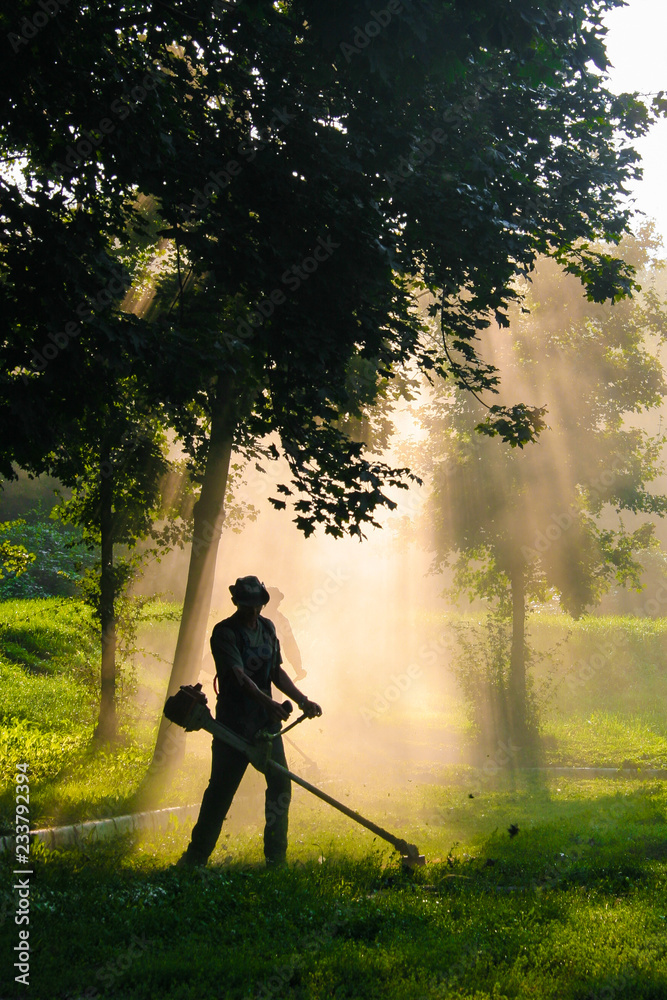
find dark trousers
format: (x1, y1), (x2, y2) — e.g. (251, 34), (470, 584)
(185, 735), (291, 863)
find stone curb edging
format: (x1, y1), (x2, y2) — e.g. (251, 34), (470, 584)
(0, 804), (199, 855)
(2, 766), (664, 855)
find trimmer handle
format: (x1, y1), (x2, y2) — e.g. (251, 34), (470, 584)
(278, 711), (309, 738)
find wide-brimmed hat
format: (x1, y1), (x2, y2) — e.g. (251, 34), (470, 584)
(229, 575), (270, 607)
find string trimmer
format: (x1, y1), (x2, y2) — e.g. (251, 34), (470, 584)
(164, 684), (425, 869)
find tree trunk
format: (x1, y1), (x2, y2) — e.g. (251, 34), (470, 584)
(94, 445), (117, 741)
(145, 381), (236, 788)
(508, 562), (527, 753)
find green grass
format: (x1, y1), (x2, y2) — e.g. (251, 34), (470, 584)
(0, 597), (99, 677)
(0, 600), (99, 801)
(0, 598), (178, 831)
(542, 711), (667, 769)
(3, 599), (667, 997)
(530, 612), (667, 717)
(1, 775), (667, 999)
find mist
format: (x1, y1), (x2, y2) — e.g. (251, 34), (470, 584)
(126, 233), (667, 855)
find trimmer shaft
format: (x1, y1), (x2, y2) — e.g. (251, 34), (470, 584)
(164, 684), (425, 868)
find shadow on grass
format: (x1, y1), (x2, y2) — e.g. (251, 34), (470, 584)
(418, 775), (667, 893)
(572, 969), (667, 1000)
(0, 735), (159, 833)
(0, 609), (97, 675)
(3, 837), (666, 1000)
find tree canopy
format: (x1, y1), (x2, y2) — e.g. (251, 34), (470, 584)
(2, 0), (659, 507)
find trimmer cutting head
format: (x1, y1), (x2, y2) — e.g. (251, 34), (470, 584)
(400, 842), (427, 869)
(402, 852), (427, 869)
(402, 853), (427, 869)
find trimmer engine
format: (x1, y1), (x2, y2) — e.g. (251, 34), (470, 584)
(164, 683), (208, 730)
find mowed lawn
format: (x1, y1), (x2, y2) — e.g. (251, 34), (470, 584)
(1, 773), (667, 1000)
(1, 599), (667, 998)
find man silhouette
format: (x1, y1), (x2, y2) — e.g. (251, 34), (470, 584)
(177, 575), (321, 868)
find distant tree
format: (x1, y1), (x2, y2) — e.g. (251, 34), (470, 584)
(49, 391), (188, 741)
(419, 231), (667, 756)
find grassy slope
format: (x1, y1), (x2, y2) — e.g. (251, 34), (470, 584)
(2, 600), (667, 831)
(0, 599), (179, 832)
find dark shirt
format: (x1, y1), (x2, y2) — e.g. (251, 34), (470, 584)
(210, 612), (281, 738)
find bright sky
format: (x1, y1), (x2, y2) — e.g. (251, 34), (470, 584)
(603, 0), (667, 246)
